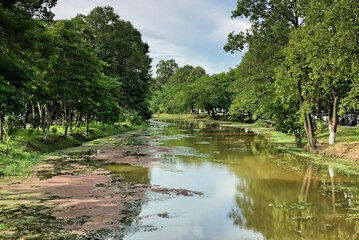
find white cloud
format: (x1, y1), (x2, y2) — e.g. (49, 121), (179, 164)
(211, 19), (251, 43)
(52, 0), (249, 75)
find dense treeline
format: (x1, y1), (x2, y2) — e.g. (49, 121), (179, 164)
(153, 0), (359, 150)
(0, 1), (152, 144)
(150, 59), (234, 119)
(225, 0), (359, 149)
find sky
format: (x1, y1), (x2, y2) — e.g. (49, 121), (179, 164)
(52, 0), (250, 75)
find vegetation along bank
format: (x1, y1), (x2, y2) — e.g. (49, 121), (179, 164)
(154, 114), (359, 178)
(1, 2), (151, 176)
(150, 0), (359, 170)
(2, 1), (359, 178)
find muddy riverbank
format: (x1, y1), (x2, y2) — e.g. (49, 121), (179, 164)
(0, 126), (204, 239)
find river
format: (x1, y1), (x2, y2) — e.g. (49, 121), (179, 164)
(120, 119), (357, 239)
(0, 119), (358, 239)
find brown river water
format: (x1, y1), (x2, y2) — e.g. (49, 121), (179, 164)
(1, 119), (358, 239)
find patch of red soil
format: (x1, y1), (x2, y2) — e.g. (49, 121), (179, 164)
(94, 148), (160, 165)
(0, 170), (147, 232)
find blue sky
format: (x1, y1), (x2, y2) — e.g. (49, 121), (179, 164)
(52, 0), (250, 75)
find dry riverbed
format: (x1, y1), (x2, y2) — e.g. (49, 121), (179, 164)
(0, 130), (203, 239)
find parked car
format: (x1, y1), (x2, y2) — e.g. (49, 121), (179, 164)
(338, 116), (345, 125)
(344, 114), (357, 126)
(321, 113), (329, 122)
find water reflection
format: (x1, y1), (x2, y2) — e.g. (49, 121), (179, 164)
(328, 166), (337, 216)
(102, 163), (150, 184)
(123, 119), (358, 240)
(300, 163), (312, 202)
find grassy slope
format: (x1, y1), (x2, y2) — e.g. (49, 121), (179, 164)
(154, 113), (359, 177)
(317, 126), (359, 142)
(0, 123), (145, 176)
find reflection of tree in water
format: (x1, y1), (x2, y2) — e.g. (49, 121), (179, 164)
(103, 164), (150, 185)
(160, 119), (279, 168)
(158, 119), (357, 238)
(228, 161), (357, 240)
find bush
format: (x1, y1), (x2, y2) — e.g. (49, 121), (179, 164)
(254, 120), (268, 128)
(315, 120), (324, 135)
(126, 111), (143, 125)
(51, 127), (57, 134)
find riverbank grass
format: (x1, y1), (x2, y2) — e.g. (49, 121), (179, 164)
(316, 126), (359, 143)
(0, 122), (146, 177)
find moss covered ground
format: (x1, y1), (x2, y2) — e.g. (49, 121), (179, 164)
(0, 122), (146, 177)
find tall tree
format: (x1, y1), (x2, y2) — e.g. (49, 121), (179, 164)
(191, 73), (233, 119)
(225, 0), (319, 149)
(0, 0), (57, 141)
(84, 6), (153, 120)
(303, 0), (359, 144)
(155, 59), (178, 86)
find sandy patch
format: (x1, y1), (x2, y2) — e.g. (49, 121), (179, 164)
(317, 141), (359, 161)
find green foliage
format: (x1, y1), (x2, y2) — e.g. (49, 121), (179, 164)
(0, 148), (39, 176)
(26, 128), (35, 137)
(4, 115), (24, 150)
(316, 120), (324, 135)
(29, 115), (45, 132)
(83, 6), (153, 120)
(224, 0), (359, 146)
(155, 59), (178, 87)
(150, 62), (232, 118)
(192, 73), (233, 114)
(51, 127), (57, 134)
(0, 3), (152, 144)
(126, 111), (144, 126)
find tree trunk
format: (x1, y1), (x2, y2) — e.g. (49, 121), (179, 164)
(298, 81), (317, 150)
(75, 112), (82, 129)
(44, 104), (48, 120)
(62, 113), (65, 129)
(64, 104), (72, 138)
(23, 114), (26, 129)
(211, 108), (217, 120)
(0, 112), (3, 143)
(23, 103), (27, 129)
(327, 90), (339, 145)
(70, 112), (73, 132)
(43, 104), (56, 141)
(32, 103), (35, 117)
(86, 114), (90, 137)
(305, 113), (316, 147)
(37, 102), (43, 119)
(63, 101), (66, 129)
(294, 129), (302, 147)
(78, 113), (82, 128)
(54, 108), (58, 128)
